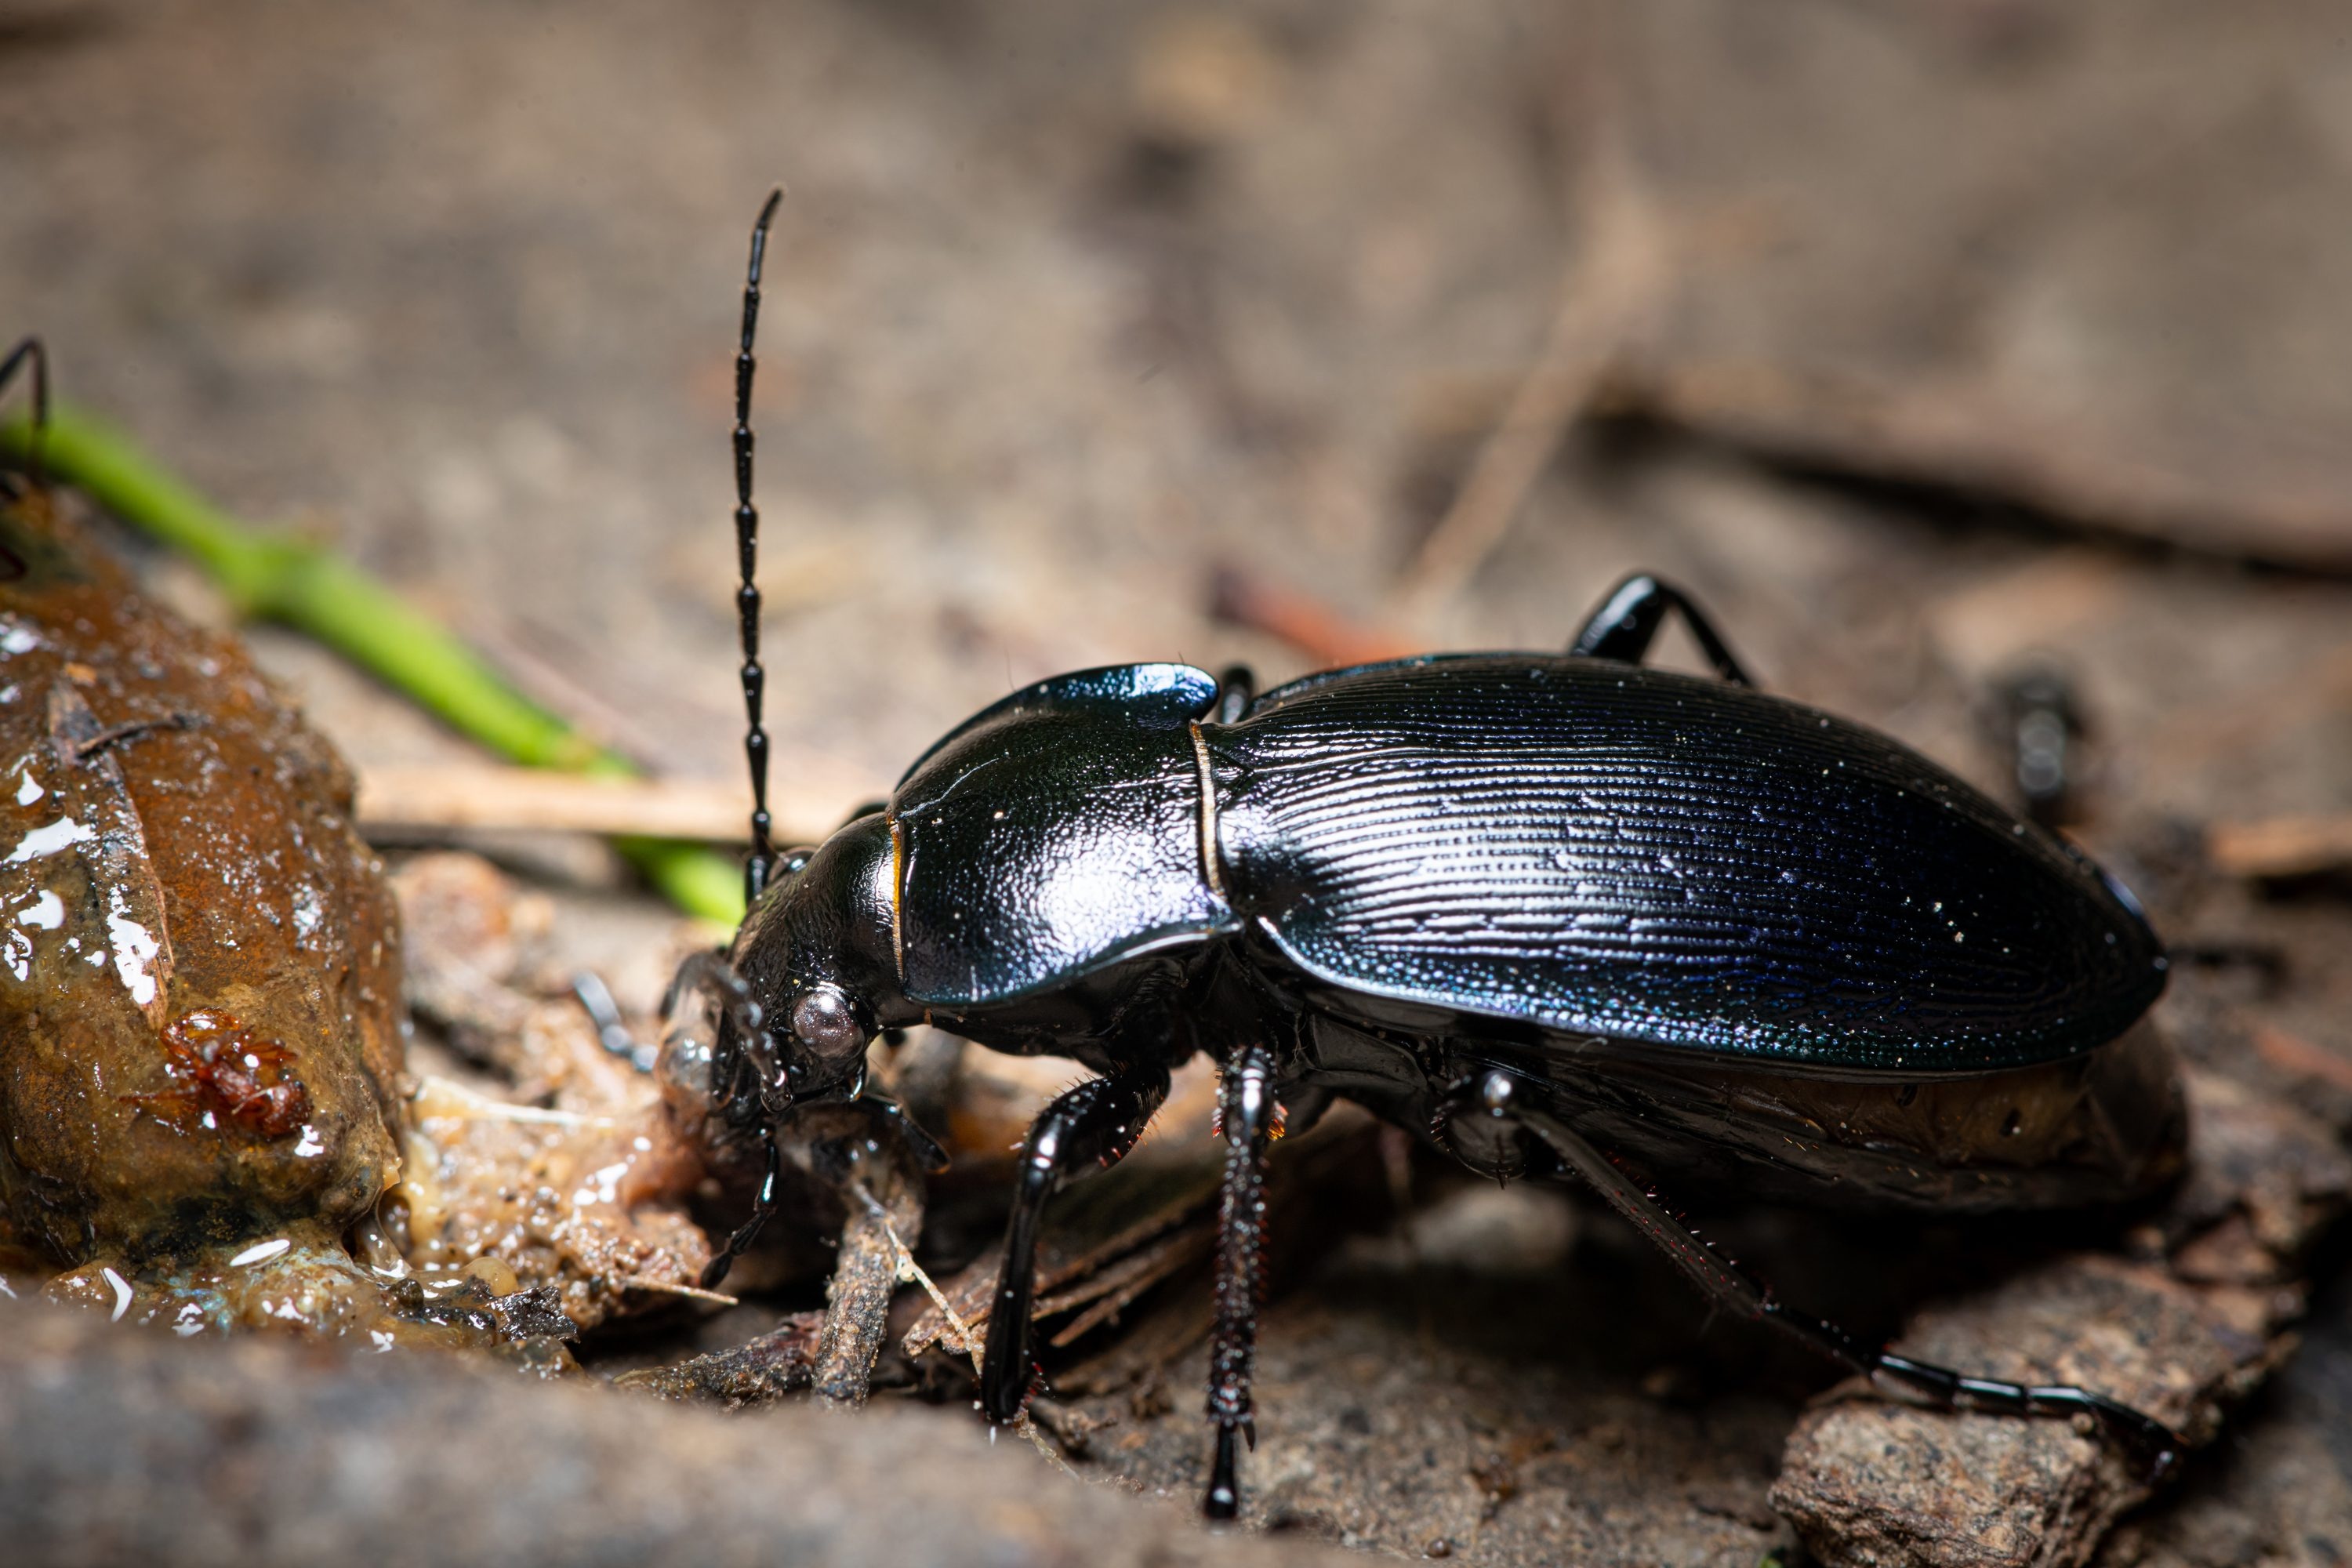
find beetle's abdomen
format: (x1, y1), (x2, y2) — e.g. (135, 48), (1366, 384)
(1209, 656), (2165, 1072)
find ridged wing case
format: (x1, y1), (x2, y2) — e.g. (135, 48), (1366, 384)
(1205, 655), (2165, 1073)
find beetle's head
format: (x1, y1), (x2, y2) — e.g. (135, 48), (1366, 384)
(659, 811), (910, 1131)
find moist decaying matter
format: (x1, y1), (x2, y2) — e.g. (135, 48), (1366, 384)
(387, 851), (713, 1334)
(0, 481), (687, 1352)
(0, 479), (405, 1315)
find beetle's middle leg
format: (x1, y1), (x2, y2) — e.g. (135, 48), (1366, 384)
(979, 1062), (1171, 1424)
(1203, 1040), (1279, 1519)
(1211, 664), (1256, 724)
(1445, 1067), (2183, 1479)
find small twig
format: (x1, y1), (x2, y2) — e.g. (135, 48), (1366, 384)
(616, 1276), (742, 1307)
(764, 1100), (964, 1403)
(885, 1200), (988, 1380)
(1206, 566), (1414, 670)
(1014, 1409), (1087, 1480)
(873, 1209), (1083, 1492)
(408, 1075), (615, 1129)
(612, 1312), (825, 1405)
(814, 1185), (907, 1407)
(2251, 1026), (2352, 1094)
(361, 766), (753, 842)
(1393, 140), (1668, 619)
(2206, 813), (2352, 880)
(355, 763), (858, 847)
(1043, 1225), (1216, 1348)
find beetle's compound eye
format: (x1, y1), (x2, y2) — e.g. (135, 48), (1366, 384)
(791, 985), (867, 1061)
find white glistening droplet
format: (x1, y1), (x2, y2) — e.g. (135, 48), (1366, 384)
(104, 887), (162, 1007)
(5, 817), (94, 865)
(102, 1266), (132, 1322)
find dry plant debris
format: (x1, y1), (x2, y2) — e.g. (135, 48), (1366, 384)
(388, 850), (711, 1331)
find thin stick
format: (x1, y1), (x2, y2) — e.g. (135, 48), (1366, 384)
(0, 337), (49, 482)
(617, 1276), (742, 1307)
(1393, 143), (1667, 619)
(880, 1195), (986, 1378)
(408, 1075), (616, 1128)
(358, 766), (748, 840)
(2207, 814), (2352, 880)
(811, 1171), (922, 1410)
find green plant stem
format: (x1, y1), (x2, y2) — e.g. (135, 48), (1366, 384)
(2, 405), (746, 926)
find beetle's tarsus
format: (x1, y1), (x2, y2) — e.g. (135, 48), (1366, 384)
(1871, 1356), (2183, 1481)
(1204, 1422), (1243, 1519)
(572, 970), (655, 1073)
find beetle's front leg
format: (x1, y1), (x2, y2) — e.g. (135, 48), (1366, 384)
(699, 1134), (783, 1290)
(978, 1063), (1171, 1424)
(1203, 1040), (1279, 1519)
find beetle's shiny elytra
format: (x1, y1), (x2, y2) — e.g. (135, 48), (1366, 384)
(681, 194), (2185, 1520)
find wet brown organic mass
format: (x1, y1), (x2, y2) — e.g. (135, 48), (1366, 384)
(0, 481), (405, 1274)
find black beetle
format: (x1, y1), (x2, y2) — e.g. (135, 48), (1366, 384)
(672, 194), (2186, 1519)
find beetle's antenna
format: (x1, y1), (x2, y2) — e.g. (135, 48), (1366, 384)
(0, 337), (52, 486)
(735, 191), (783, 902)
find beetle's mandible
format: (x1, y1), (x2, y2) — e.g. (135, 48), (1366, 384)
(670, 193), (2187, 1519)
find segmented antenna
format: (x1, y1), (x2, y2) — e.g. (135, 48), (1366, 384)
(0, 337), (51, 485)
(735, 191), (783, 902)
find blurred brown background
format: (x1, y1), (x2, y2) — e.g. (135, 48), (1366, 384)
(9, 0), (2349, 824)
(5, 2), (2351, 1565)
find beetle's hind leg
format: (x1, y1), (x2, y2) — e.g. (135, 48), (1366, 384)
(1568, 572), (1754, 686)
(1450, 1068), (2182, 1480)
(978, 1063), (1172, 1425)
